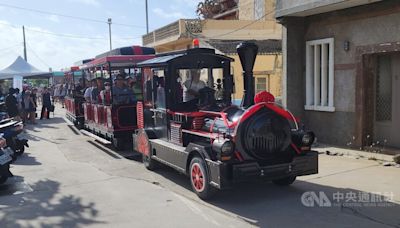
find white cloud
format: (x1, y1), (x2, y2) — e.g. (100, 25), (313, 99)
(0, 20), (141, 71)
(47, 15), (60, 23)
(153, 8), (187, 19)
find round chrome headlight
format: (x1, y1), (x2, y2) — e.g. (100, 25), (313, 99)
(302, 133), (315, 146)
(221, 141), (234, 155)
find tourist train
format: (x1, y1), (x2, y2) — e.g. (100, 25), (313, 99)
(65, 41), (318, 199)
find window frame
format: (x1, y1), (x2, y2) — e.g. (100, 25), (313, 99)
(304, 38), (335, 112)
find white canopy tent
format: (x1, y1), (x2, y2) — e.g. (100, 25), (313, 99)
(0, 56), (52, 79)
(0, 56), (52, 91)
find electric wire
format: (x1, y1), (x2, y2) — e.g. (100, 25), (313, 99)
(0, 2), (146, 28)
(26, 43), (51, 68)
(0, 21), (142, 41)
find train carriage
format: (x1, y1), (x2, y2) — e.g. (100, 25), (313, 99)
(133, 41), (318, 199)
(65, 66), (87, 128)
(78, 47), (155, 149)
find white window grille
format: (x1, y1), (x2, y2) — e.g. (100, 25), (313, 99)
(305, 38), (335, 112)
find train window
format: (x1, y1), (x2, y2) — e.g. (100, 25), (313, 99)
(143, 67), (166, 108)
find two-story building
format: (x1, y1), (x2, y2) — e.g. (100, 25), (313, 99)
(143, 0), (282, 104)
(276, 0), (400, 151)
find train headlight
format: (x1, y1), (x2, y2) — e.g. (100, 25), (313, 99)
(213, 140), (235, 161)
(302, 132), (315, 146)
(221, 141), (234, 155)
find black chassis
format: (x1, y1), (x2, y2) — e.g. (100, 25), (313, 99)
(146, 138), (318, 190)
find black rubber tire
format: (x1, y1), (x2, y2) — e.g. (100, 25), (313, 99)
(143, 153), (158, 171)
(15, 145), (25, 156)
(272, 176), (296, 186)
(0, 175), (8, 184)
(189, 157), (216, 200)
(112, 137), (124, 151)
(0, 164), (10, 184)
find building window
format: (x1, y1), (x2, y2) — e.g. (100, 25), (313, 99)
(256, 77), (267, 94)
(254, 0), (265, 20)
(305, 38), (335, 112)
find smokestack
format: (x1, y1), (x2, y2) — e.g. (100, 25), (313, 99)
(237, 41), (258, 108)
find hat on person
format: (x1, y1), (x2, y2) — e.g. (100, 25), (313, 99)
(104, 82), (111, 86)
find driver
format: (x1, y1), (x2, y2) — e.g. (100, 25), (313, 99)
(183, 69), (206, 102)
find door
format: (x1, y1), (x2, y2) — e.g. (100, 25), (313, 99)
(374, 54), (400, 148)
(152, 75), (168, 140)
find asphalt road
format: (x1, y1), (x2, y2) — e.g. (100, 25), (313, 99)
(0, 110), (399, 228)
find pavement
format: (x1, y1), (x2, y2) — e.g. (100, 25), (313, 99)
(0, 108), (399, 228)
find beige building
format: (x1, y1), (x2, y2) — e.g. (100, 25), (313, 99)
(142, 0), (282, 104)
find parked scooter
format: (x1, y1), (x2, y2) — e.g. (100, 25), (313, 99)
(0, 118), (29, 157)
(0, 135), (14, 184)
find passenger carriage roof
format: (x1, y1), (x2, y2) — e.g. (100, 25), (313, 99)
(137, 48), (233, 68)
(80, 55), (155, 70)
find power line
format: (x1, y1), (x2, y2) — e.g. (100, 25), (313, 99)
(0, 21), (142, 41)
(0, 43), (22, 52)
(0, 2), (146, 29)
(26, 43), (51, 68)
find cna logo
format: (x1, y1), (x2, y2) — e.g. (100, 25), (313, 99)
(301, 191), (332, 207)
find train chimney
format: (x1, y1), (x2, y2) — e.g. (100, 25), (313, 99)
(237, 41), (258, 108)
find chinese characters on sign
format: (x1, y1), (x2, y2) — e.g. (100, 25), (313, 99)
(301, 191), (395, 207)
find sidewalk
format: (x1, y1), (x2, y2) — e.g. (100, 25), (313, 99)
(314, 144), (396, 163)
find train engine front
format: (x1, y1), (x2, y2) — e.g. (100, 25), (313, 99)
(202, 42), (318, 190)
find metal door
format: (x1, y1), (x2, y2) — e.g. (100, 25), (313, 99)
(374, 54), (400, 148)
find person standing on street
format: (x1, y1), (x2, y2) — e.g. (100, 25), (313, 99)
(5, 88), (19, 120)
(59, 84), (66, 108)
(40, 87), (52, 119)
(28, 89), (37, 124)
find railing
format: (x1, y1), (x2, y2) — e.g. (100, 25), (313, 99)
(142, 19), (202, 46)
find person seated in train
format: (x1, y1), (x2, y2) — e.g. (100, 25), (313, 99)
(155, 77), (165, 109)
(127, 76), (143, 101)
(74, 78), (85, 98)
(182, 69), (206, 102)
(84, 79), (97, 102)
(91, 78), (103, 104)
(99, 82), (112, 105)
(112, 74), (135, 105)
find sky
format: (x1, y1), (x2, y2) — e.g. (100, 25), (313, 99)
(0, 0), (199, 71)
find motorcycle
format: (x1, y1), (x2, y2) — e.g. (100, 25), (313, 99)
(0, 136), (13, 184)
(0, 118), (29, 158)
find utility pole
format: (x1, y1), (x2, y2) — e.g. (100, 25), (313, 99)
(145, 0), (149, 33)
(22, 26), (27, 61)
(108, 18), (112, 51)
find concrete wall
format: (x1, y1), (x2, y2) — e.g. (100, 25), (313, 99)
(239, 0), (276, 21)
(281, 0), (400, 146)
(276, 0), (382, 17)
(231, 54), (282, 102)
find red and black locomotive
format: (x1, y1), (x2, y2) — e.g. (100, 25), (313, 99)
(133, 41), (318, 199)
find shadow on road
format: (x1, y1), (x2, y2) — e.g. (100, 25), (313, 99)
(152, 166), (400, 227)
(13, 152), (42, 166)
(0, 179), (105, 227)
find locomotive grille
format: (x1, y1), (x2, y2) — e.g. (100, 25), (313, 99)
(237, 108), (291, 160)
(251, 134), (280, 152)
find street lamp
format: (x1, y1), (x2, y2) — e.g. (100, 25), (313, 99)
(108, 18), (112, 51)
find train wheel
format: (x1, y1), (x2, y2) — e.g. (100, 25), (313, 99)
(143, 153), (158, 171)
(112, 137), (124, 151)
(272, 176), (296, 186)
(189, 157), (216, 200)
